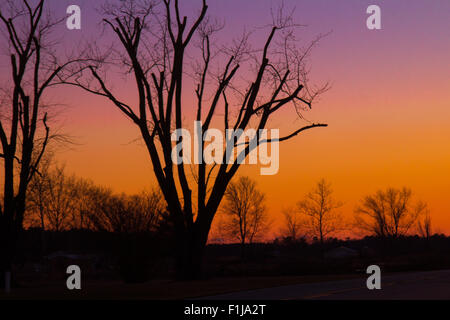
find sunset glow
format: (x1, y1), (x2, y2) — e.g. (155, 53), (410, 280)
(7, 0), (449, 237)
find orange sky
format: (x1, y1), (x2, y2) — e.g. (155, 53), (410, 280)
(19, 0), (450, 237)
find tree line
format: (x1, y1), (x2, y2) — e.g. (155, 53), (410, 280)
(25, 167), (433, 245)
(280, 179), (432, 244)
(26, 160), (166, 234)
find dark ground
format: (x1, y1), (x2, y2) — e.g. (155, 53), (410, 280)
(3, 230), (450, 299)
(201, 269), (450, 300)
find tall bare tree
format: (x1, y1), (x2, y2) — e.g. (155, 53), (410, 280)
(69, 0), (328, 278)
(297, 179), (343, 245)
(354, 187), (427, 238)
(0, 0), (85, 288)
(221, 176), (270, 251)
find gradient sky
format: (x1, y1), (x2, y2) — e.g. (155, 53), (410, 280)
(13, 0), (450, 237)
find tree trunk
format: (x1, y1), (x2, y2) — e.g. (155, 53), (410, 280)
(240, 239), (246, 260)
(0, 219), (17, 291)
(174, 214), (212, 280)
(175, 231), (208, 280)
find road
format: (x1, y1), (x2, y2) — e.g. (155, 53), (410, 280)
(201, 269), (450, 300)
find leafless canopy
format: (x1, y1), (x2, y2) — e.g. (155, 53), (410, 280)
(297, 178), (343, 244)
(85, 189), (165, 234)
(417, 211), (432, 240)
(221, 176), (270, 245)
(354, 187), (427, 238)
(67, 0), (329, 277)
(27, 161), (165, 233)
(280, 206), (304, 241)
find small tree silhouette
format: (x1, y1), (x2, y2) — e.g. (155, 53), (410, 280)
(221, 176), (270, 255)
(297, 179), (343, 246)
(417, 212), (432, 240)
(354, 187), (427, 238)
(280, 206), (304, 241)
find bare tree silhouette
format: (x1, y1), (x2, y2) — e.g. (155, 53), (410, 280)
(27, 163), (88, 232)
(297, 179), (343, 246)
(221, 176), (270, 254)
(354, 187), (427, 238)
(0, 0), (87, 289)
(26, 157), (52, 232)
(417, 210), (432, 240)
(28, 161), (165, 234)
(85, 189), (165, 234)
(69, 0), (328, 278)
(280, 206), (304, 241)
